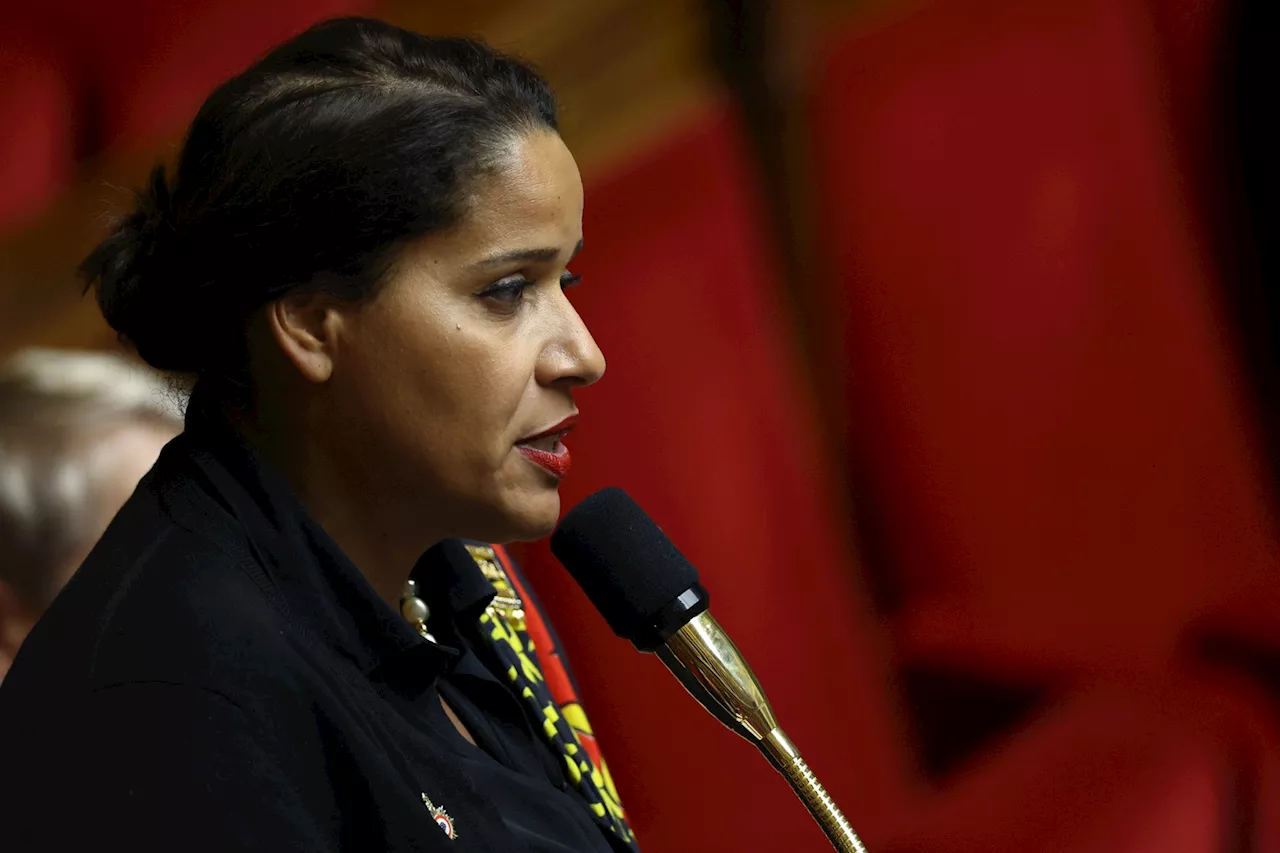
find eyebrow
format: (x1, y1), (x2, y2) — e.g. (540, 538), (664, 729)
(476, 239), (583, 268)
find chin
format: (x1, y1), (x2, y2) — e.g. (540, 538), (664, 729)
(474, 487), (561, 544)
(509, 491), (561, 541)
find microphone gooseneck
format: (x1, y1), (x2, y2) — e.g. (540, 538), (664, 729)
(551, 488), (868, 853)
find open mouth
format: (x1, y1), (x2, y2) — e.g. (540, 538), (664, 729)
(516, 416), (577, 478)
(516, 431), (569, 454)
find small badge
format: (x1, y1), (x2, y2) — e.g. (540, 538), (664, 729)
(422, 793), (457, 840)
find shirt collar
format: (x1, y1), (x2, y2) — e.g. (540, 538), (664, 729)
(412, 539), (498, 627)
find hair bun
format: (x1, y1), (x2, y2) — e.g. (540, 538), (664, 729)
(80, 165), (204, 373)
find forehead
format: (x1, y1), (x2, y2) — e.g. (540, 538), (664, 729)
(458, 131), (584, 247)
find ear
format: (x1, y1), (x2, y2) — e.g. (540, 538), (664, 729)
(264, 292), (345, 384)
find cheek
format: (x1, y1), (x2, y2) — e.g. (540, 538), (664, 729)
(446, 345), (540, 470)
(341, 306), (534, 470)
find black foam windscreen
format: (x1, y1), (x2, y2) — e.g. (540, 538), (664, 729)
(551, 488), (702, 645)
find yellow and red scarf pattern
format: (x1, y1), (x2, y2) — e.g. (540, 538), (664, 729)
(465, 544), (638, 851)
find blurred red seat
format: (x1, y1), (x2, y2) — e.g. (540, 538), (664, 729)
(0, 20), (74, 231)
(807, 0), (1280, 681)
(22, 0), (373, 157)
(887, 670), (1280, 853)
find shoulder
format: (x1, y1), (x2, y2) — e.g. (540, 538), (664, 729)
(5, 484), (294, 703)
(0, 509), (313, 810)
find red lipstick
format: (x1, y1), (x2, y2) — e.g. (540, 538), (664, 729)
(516, 415), (577, 479)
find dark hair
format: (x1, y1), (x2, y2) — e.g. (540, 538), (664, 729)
(80, 17), (558, 382)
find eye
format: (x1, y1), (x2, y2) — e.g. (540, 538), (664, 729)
(479, 276), (533, 307)
(560, 271), (583, 290)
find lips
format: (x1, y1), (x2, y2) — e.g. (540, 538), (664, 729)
(516, 415), (576, 479)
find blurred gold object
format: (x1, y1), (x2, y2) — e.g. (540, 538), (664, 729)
(660, 612), (868, 853)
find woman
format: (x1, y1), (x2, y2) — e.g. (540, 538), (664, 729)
(0, 17), (635, 853)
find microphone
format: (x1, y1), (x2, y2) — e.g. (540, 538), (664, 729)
(551, 488), (868, 853)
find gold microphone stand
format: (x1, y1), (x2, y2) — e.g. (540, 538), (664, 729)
(656, 612), (868, 853)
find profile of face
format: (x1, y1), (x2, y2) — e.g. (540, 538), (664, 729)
(270, 129), (604, 548)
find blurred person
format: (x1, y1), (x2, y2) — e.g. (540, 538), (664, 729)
(0, 349), (181, 680)
(0, 18), (635, 853)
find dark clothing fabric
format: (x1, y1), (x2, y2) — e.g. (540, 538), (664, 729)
(0, 406), (623, 852)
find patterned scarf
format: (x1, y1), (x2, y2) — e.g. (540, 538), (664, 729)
(464, 544), (639, 851)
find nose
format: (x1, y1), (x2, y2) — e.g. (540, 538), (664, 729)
(537, 292), (605, 389)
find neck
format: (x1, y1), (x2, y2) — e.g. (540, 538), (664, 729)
(239, 410), (443, 609)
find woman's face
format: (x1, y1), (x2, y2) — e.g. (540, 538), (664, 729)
(317, 130), (603, 545)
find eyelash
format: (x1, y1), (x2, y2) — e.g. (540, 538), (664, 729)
(482, 272), (582, 306)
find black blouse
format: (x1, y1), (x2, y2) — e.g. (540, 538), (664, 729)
(0, 405), (633, 852)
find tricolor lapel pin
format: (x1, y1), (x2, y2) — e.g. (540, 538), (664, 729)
(421, 793), (457, 840)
